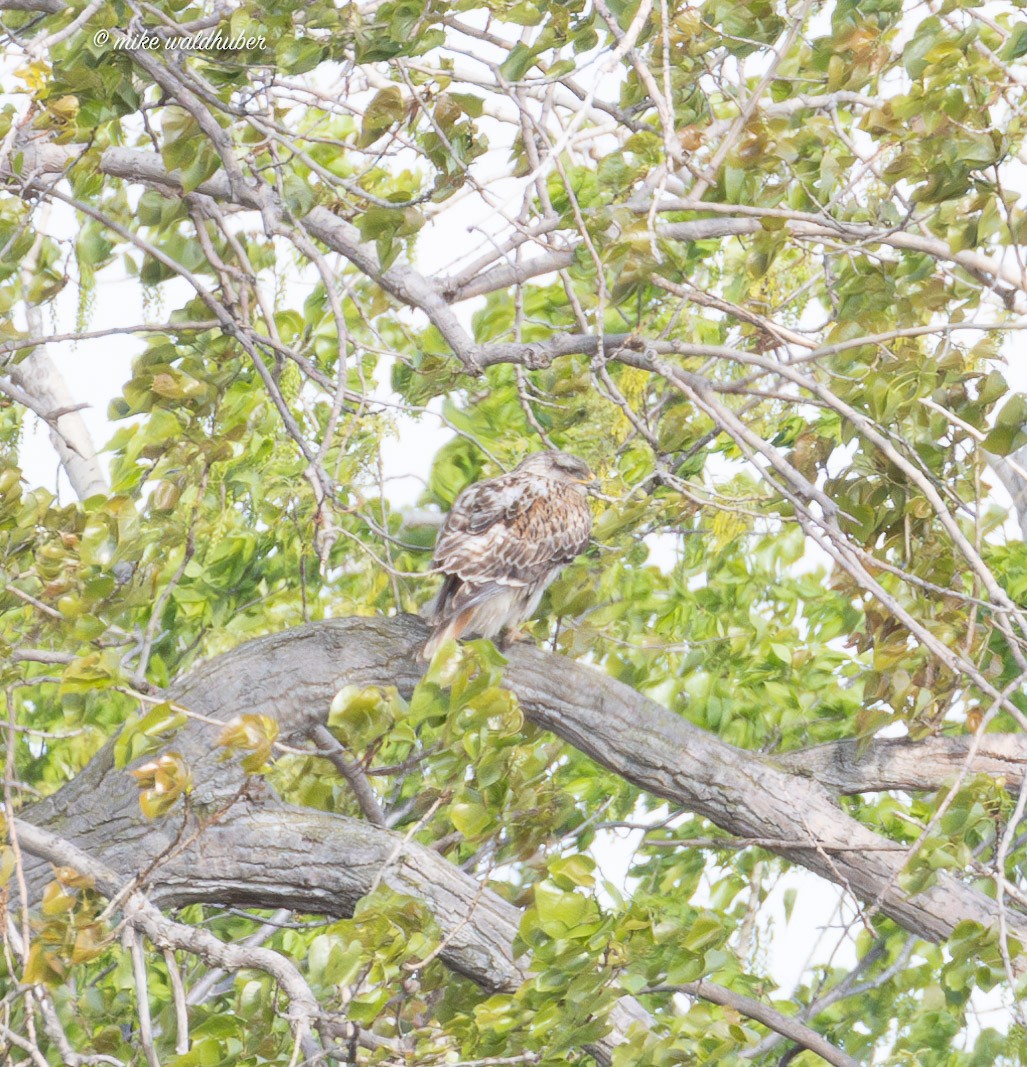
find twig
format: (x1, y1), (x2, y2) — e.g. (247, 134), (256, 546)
(646, 982), (857, 1067)
(163, 948), (190, 1055)
(309, 724), (388, 828)
(124, 928), (161, 1067)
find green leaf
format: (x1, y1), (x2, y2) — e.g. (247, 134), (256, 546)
(114, 703), (188, 769)
(359, 86), (406, 146)
(499, 43), (536, 82)
(983, 394), (1027, 455)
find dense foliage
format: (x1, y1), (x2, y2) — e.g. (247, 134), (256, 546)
(4, 0), (1027, 1063)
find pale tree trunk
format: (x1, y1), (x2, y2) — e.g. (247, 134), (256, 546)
(13, 230), (107, 501)
(987, 446), (1027, 537)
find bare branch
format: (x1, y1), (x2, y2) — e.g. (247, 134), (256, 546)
(124, 928), (161, 1067)
(13, 228), (108, 501)
(649, 982), (858, 1067)
(162, 948), (190, 1056)
(14, 820), (324, 1063)
(308, 723), (387, 828)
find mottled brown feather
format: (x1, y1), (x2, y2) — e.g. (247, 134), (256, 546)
(422, 452), (592, 658)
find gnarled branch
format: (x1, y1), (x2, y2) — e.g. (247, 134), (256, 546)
(22, 616), (1027, 988)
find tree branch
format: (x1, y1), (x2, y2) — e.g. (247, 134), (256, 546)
(0, 0), (61, 10)
(778, 735), (1027, 796)
(648, 982), (857, 1067)
(21, 617), (1027, 980)
(19, 620), (655, 1064)
(11, 227), (108, 501)
(9, 138), (487, 372)
(14, 819), (323, 1062)
(985, 444), (1027, 538)
(308, 723), (388, 828)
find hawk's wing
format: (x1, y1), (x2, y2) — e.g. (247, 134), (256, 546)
(433, 470), (591, 587)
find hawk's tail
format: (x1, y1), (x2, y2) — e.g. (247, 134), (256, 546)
(421, 573), (463, 660)
(421, 610), (474, 661)
(421, 577), (515, 660)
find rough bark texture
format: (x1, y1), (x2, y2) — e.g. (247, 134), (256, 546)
(0, 0), (61, 9)
(22, 616), (1027, 972)
(778, 734), (1027, 796)
(22, 616), (663, 1062)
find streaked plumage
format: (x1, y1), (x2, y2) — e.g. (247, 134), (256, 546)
(422, 451), (593, 659)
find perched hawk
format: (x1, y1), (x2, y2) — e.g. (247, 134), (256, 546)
(422, 451), (594, 660)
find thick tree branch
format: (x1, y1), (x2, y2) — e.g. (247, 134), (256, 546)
(0, 0), (61, 10)
(779, 735), (1027, 796)
(8, 229), (108, 501)
(5, 345), (108, 501)
(500, 627), (1027, 946)
(21, 616), (1027, 983)
(19, 618), (651, 1065)
(15, 819), (323, 1061)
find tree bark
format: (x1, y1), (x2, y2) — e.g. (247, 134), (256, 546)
(778, 734), (1027, 796)
(22, 617), (662, 1062)
(21, 616), (1027, 985)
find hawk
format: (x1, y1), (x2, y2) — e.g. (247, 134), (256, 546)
(422, 450), (594, 660)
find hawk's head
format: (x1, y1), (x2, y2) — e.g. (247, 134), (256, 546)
(517, 450), (593, 486)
